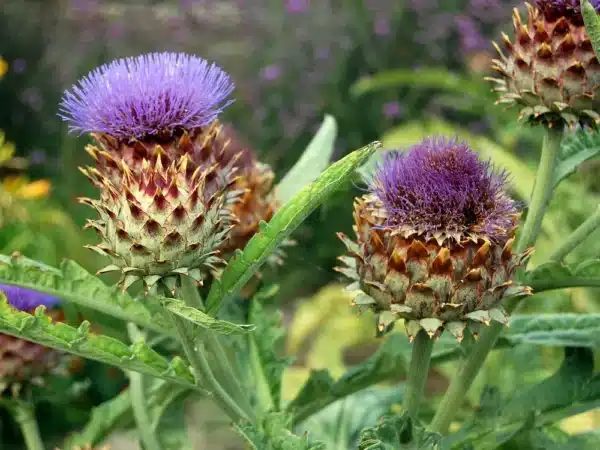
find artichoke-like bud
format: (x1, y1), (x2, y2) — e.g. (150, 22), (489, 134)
(336, 138), (533, 342)
(58, 52), (255, 292)
(0, 285), (63, 396)
(489, 1), (600, 128)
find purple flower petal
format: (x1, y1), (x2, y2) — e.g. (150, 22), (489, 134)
(58, 52), (235, 139)
(0, 284), (61, 311)
(370, 136), (519, 242)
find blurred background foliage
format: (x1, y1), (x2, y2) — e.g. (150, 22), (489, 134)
(1, 0), (600, 448)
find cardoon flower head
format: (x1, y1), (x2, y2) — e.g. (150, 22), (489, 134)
(0, 285), (63, 390)
(336, 137), (532, 342)
(489, 1), (600, 128)
(371, 137), (518, 243)
(59, 52), (234, 138)
(59, 52), (277, 293)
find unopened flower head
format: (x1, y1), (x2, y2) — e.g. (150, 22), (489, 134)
(490, 1), (600, 128)
(0, 284), (61, 311)
(370, 137), (518, 243)
(336, 136), (532, 342)
(59, 52), (234, 138)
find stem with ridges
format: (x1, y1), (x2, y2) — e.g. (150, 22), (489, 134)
(127, 323), (163, 450)
(168, 310), (249, 422)
(7, 401), (44, 450)
(429, 126), (563, 434)
(403, 330), (434, 418)
(549, 205), (600, 262)
(178, 275), (254, 420)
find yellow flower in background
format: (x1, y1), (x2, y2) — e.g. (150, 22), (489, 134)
(0, 56), (7, 78)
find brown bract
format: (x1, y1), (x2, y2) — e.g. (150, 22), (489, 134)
(335, 195), (533, 342)
(488, 3), (600, 128)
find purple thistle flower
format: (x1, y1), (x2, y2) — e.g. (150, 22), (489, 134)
(370, 137), (519, 242)
(0, 284), (61, 311)
(59, 52), (235, 139)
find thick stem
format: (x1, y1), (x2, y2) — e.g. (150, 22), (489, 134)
(127, 324), (163, 450)
(177, 276), (254, 420)
(9, 401), (44, 450)
(168, 311), (249, 423)
(549, 205), (600, 262)
(403, 330), (434, 418)
(429, 127), (563, 434)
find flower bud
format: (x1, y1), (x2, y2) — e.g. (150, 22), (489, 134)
(336, 138), (533, 342)
(489, 1), (600, 128)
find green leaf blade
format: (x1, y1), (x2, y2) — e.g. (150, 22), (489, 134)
(161, 297), (254, 335)
(206, 141), (381, 315)
(553, 127), (600, 187)
(582, 0), (600, 60)
(275, 115), (338, 204)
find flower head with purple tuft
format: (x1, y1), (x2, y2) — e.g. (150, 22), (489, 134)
(336, 137), (532, 342)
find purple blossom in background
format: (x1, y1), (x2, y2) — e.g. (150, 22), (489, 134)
(12, 59), (27, 74)
(455, 15), (487, 53)
(58, 52), (234, 138)
(286, 0), (309, 13)
(261, 64), (282, 81)
(0, 284), (61, 311)
(374, 15), (391, 36)
(370, 137), (518, 241)
(382, 101), (403, 118)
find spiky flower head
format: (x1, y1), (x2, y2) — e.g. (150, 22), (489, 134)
(0, 285), (63, 394)
(489, 1), (600, 128)
(59, 52), (234, 139)
(336, 137), (532, 342)
(60, 52), (277, 293)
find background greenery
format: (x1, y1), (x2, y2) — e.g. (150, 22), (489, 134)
(0, 0), (599, 448)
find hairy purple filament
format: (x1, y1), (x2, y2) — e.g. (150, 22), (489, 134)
(370, 137), (519, 242)
(59, 52), (234, 139)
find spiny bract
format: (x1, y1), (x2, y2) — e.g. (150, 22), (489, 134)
(0, 285), (63, 396)
(489, 1), (600, 128)
(336, 138), (533, 342)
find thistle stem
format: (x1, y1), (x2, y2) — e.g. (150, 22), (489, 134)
(168, 311), (249, 423)
(549, 205), (600, 262)
(403, 330), (434, 418)
(127, 324), (163, 450)
(177, 276), (254, 421)
(429, 126), (563, 434)
(8, 401), (44, 450)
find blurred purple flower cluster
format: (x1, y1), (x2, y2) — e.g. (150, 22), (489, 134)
(1, 0), (519, 164)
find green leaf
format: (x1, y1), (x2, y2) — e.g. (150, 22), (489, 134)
(0, 254), (173, 335)
(447, 348), (600, 449)
(154, 394), (194, 450)
(351, 68), (487, 99)
(505, 314), (600, 348)
(275, 115), (338, 204)
(0, 294), (197, 388)
(525, 259), (600, 292)
(519, 426), (600, 450)
(234, 412), (326, 450)
(161, 298), (254, 335)
(248, 300), (292, 412)
(554, 127), (600, 187)
(582, 0), (600, 60)
(206, 141), (381, 315)
(358, 414), (442, 450)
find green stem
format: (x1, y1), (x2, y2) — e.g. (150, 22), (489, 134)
(178, 276), (254, 420)
(9, 401), (44, 450)
(429, 127), (563, 434)
(168, 311), (249, 423)
(549, 205), (600, 262)
(403, 330), (434, 418)
(127, 324), (163, 450)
